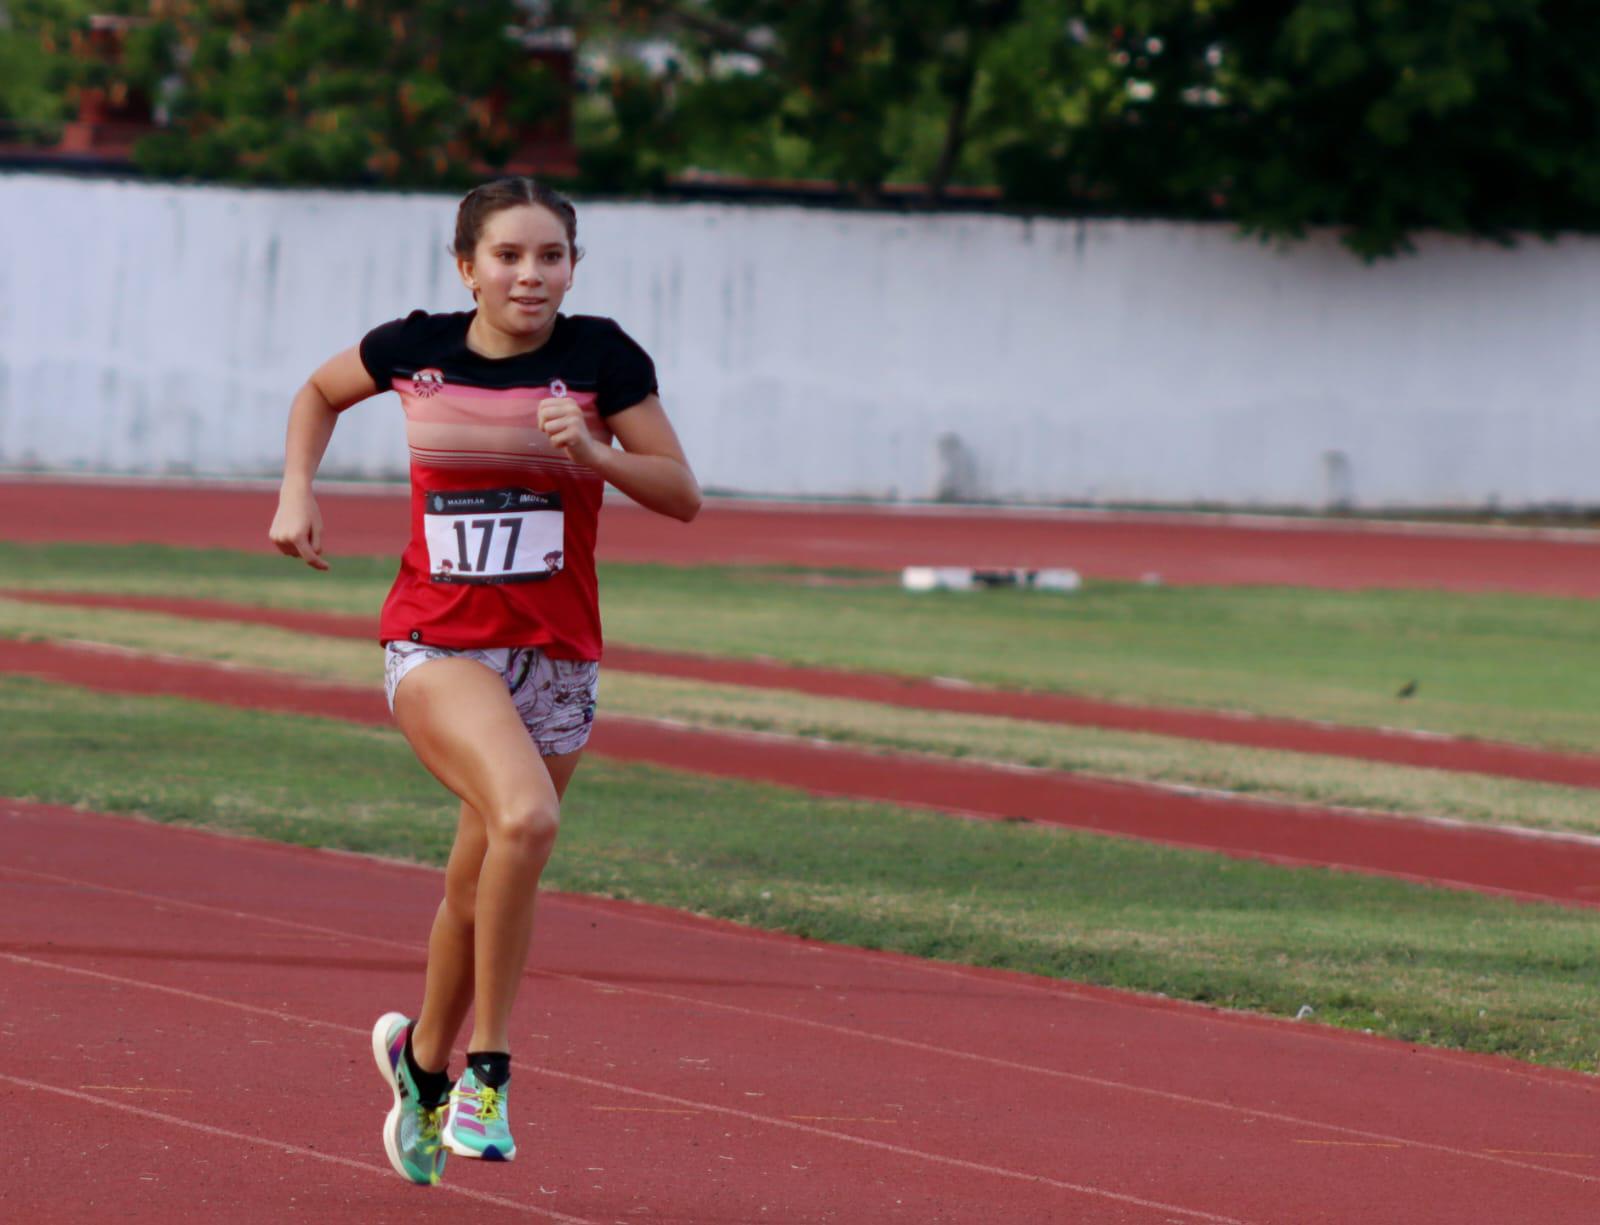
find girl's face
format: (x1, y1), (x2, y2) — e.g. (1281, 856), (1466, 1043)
(459, 204), (573, 342)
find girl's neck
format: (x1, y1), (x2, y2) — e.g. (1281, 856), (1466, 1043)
(465, 310), (556, 360)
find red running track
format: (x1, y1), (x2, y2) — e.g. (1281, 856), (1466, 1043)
(10, 587), (1600, 792)
(6, 476), (1600, 596)
(6, 636), (1600, 910)
(4, 798), (1598, 1222)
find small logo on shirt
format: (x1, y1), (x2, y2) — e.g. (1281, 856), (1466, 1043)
(544, 549), (564, 574)
(412, 368), (445, 398)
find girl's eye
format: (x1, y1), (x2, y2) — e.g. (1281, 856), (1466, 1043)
(498, 252), (518, 263)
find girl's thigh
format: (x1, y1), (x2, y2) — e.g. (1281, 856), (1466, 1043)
(391, 656), (557, 822)
(542, 749), (584, 802)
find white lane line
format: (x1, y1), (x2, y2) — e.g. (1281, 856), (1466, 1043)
(4, 859), (1597, 1186)
(676, 495), (1600, 544)
(9, 475), (1596, 543)
(532, 1063), (1252, 1224)
(6, 825), (1580, 1093)
(0, 1071), (593, 1222)
(0, 951), (1249, 1223)
(533, 973), (1600, 1186)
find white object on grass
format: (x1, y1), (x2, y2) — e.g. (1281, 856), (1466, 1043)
(901, 566), (1082, 593)
(902, 566), (975, 592)
(1032, 568), (1082, 591)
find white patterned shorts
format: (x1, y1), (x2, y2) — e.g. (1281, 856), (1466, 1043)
(383, 641), (600, 757)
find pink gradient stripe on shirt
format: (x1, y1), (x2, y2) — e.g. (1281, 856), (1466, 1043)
(400, 391), (605, 432)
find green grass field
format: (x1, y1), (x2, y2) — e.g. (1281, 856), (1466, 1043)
(4, 539), (1599, 747)
(2, 537), (1597, 1072)
(4, 594), (1598, 836)
(2, 675), (1596, 1072)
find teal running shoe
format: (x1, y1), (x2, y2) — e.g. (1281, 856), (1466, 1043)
(443, 1067), (516, 1161)
(371, 1012), (448, 1185)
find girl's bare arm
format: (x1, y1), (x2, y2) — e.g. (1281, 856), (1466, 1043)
(537, 393), (702, 523)
(269, 347), (381, 569)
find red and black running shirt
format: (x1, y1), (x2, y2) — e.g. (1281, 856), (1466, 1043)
(356, 309), (657, 659)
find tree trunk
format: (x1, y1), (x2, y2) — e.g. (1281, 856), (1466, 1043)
(929, 55), (978, 201)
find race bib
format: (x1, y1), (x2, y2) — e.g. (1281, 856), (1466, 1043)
(423, 488), (565, 584)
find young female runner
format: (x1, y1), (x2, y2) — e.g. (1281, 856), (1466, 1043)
(268, 178), (700, 1185)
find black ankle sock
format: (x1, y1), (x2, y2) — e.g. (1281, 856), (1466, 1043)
(403, 1028), (452, 1108)
(468, 1050), (512, 1089)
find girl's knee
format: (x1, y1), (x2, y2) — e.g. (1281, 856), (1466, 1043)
(491, 802), (560, 857)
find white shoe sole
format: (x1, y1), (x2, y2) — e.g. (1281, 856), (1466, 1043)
(371, 1011), (417, 1182)
(442, 1093), (516, 1161)
(441, 1134), (516, 1160)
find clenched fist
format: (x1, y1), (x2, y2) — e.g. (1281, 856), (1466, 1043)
(537, 396), (604, 467)
(269, 486), (329, 570)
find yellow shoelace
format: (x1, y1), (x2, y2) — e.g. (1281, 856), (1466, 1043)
(421, 1107), (445, 1184)
(475, 1084), (503, 1123)
(418, 1104), (443, 1146)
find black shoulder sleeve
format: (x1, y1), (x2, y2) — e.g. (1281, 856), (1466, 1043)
(595, 319), (659, 417)
(358, 310), (430, 388)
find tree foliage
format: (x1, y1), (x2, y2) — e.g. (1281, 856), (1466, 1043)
(581, 0), (1020, 200)
(576, 0), (1600, 255)
(987, 0), (1600, 257)
(20, 0), (564, 186)
(0, 0), (104, 141)
(5, 0), (1597, 255)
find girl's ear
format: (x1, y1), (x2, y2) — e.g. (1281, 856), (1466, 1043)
(456, 255), (478, 296)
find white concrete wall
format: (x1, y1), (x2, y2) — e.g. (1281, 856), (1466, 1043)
(3, 171), (1596, 507)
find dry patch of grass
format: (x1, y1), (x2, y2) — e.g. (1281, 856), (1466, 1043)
(6, 540), (1600, 750)
(600, 672), (1600, 837)
(4, 597), (1597, 838)
(0, 596), (381, 685)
